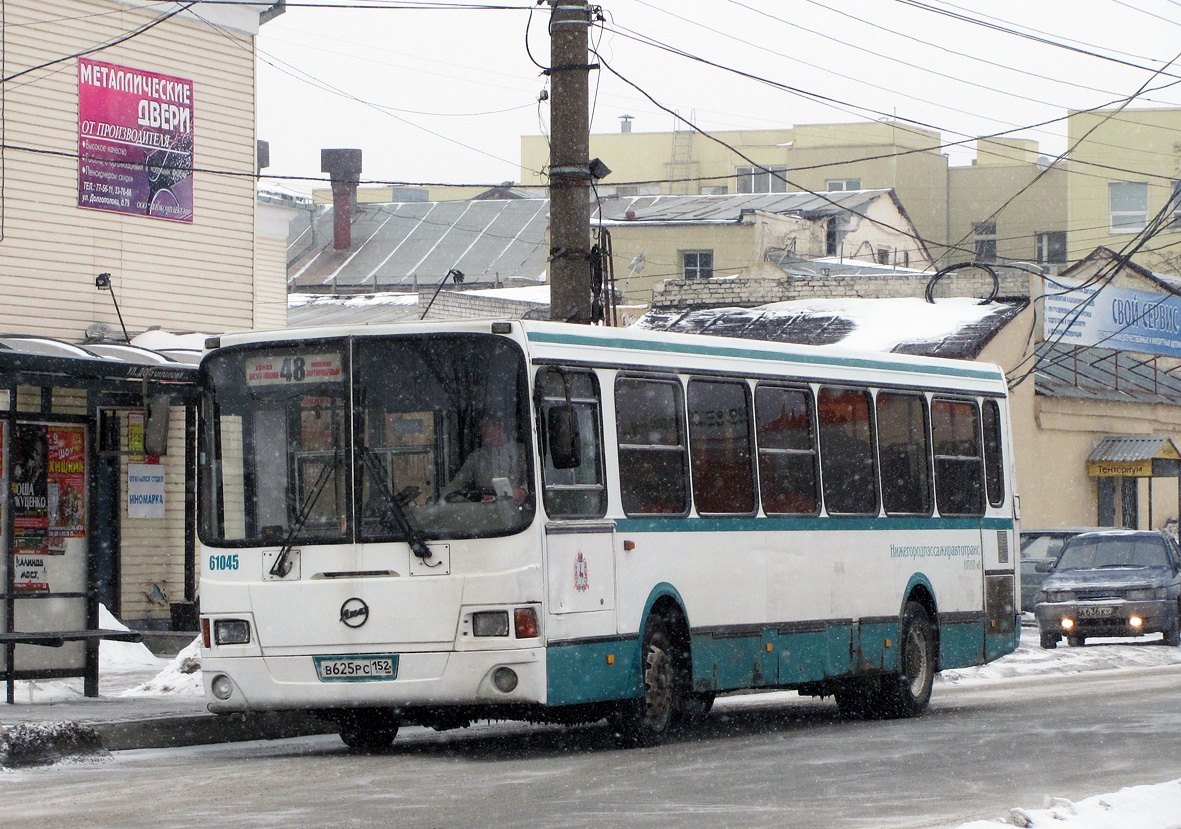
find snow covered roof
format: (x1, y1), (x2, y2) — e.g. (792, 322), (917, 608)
(595, 190), (895, 225)
(635, 296), (1025, 359)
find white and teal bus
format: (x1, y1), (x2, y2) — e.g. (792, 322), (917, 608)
(197, 320), (1019, 748)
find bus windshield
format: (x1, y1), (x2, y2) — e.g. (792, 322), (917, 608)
(199, 333), (534, 547)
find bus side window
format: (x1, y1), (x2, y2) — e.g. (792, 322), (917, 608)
(982, 398), (1005, 508)
(754, 385), (819, 516)
(688, 378), (756, 516)
(616, 376), (689, 517)
(817, 386), (879, 516)
(932, 398), (984, 517)
(875, 391), (932, 516)
(536, 368), (606, 519)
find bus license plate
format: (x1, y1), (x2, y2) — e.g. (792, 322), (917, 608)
(1076, 606), (1115, 619)
(314, 654), (399, 682)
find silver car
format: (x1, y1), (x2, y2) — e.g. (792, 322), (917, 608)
(1034, 530), (1181, 649)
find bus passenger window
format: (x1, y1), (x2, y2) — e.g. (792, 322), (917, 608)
(932, 398), (984, 517)
(982, 399), (1005, 507)
(688, 379), (755, 516)
(616, 377), (689, 517)
(875, 392), (932, 516)
(754, 386), (819, 516)
(537, 369), (606, 519)
(818, 387), (878, 516)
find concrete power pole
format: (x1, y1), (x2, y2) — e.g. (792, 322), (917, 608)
(548, 0), (593, 324)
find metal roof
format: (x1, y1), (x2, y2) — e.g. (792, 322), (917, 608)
(289, 199), (551, 291)
(1088, 435), (1180, 463)
(288, 191), (904, 293)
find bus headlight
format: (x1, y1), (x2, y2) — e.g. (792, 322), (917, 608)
(214, 619), (251, 645)
(472, 611), (509, 637)
(211, 674), (234, 700)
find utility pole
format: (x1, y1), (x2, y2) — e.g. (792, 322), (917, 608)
(548, 0), (593, 323)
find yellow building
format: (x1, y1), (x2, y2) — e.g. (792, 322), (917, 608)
(0, 1), (285, 652)
(522, 120), (1076, 271)
(1066, 106), (1181, 270)
(522, 120), (954, 261)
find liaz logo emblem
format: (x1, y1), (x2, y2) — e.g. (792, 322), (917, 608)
(574, 552), (589, 592)
(340, 598), (369, 628)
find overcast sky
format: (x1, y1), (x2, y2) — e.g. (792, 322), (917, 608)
(252, 0), (1181, 196)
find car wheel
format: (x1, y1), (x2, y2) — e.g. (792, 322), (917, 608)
(1066, 634), (1085, 647)
(1039, 630), (1059, 649)
(1163, 610), (1181, 647)
(614, 616), (682, 747)
(338, 710), (399, 750)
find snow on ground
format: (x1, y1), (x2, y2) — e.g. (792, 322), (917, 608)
(951, 780), (1181, 828)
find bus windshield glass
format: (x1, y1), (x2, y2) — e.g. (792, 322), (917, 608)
(199, 333), (534, 547)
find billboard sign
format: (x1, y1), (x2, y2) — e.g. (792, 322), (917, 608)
(78, 58), (194, 222)
(1043, 277), (1181, 359)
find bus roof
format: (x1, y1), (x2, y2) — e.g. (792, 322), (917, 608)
(207, 319), (1008, 394)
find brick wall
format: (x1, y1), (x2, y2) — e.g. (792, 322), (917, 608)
(418, 290), (549, 320)
(651, 269), (1030, 310)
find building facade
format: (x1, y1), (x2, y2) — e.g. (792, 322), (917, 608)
(1, 1), (285, 645)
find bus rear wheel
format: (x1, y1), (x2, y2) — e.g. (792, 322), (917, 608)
(614, 616), (682, 747)
(337, 709), (400, 750)
(876, 602), (936, 719)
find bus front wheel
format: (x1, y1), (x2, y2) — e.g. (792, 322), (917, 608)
(614, 616), (682, 747)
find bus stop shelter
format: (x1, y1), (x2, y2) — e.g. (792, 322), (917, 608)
(0, 335), (198, 701)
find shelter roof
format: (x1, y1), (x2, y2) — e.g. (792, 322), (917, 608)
(1088, 435), (1180, 463)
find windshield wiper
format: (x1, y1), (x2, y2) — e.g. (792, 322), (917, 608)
(359, 447), (432, 560)
(269, 452), (338, 577)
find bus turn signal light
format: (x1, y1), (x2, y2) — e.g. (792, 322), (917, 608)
(515, 607), (539, 639)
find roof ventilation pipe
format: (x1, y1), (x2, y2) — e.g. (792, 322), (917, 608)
(321, 148), (362, 250)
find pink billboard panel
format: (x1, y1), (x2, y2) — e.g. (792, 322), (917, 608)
(78, 58), (194, 222)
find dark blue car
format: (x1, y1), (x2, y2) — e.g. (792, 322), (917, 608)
(1034, 530), (1181, 649)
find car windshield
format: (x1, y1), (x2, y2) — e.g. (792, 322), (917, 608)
(1020, 534), (1068, 560)
(1055, 535), (1171, 570)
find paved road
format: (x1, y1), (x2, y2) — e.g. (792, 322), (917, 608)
(4, 664), (1181, 829)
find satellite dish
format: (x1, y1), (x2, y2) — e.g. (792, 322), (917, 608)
(629, 253), (646, 274)
(1035, 155), (1052, 171)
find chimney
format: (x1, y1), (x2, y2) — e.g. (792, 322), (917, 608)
(620, 114), (633, 134)
(320, 148), (363, 250)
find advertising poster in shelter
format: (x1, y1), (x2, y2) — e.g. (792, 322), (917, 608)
(47, 426), (87, 552)
(8, 425), (87, 593)
(11, 424), (50, 593)
(77, 58), (194, 222)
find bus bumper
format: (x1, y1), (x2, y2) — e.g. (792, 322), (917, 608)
(202, 646), (547, 713)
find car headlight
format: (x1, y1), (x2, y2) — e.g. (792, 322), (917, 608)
(1125, 587), (1167, 601)
(1045, 590), (1076, 602)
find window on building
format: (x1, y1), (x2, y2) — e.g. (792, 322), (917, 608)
(754, 385), (819, 516)
(736, 165), (788, 194)
(973, 220), (998, 263)
(688, 379), (755, 515)
(1036, 231), (1067, 264)
(825, 178), (861, 191)
(615, 377), (689, 516)
(876, 247), (891, 265)
(1110, 181), (1148, 232)
(682, 250), (713, 280)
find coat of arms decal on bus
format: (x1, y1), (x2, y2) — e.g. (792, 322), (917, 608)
(574, 552), (589, 592)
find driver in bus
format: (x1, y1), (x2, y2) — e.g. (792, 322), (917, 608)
(442, 411), (528, 505)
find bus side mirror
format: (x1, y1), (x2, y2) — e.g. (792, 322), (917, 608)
(143, 394), (171, 456)
(546, 405), (581, 469)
